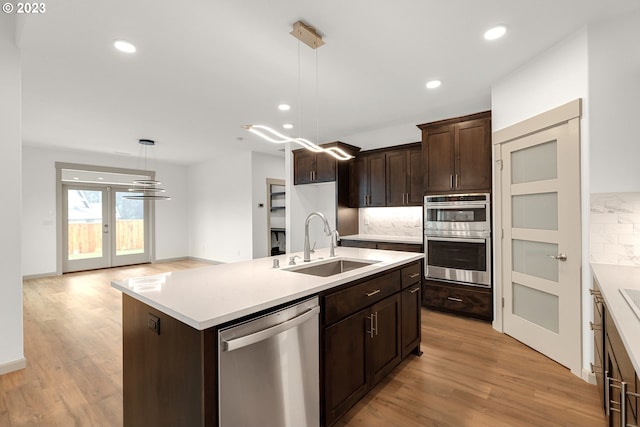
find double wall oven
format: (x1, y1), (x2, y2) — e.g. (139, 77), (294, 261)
(424, 193), (491, 288)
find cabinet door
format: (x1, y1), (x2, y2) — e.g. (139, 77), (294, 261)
(368, 293), (401, 386)
(385, 149), (407, 206)
(314, 152), (337, 183)
(349, 157), (366, 207)
(455, 118), (491, 192)
(423, 125), (455, 193)
(401, 284), (421, 358)
(407, 146), (423, 205)
(324, 310), (369, 426)
(294, 150), (315, 185)
(367, 153), (386, 207)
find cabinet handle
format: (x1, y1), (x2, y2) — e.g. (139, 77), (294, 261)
(455, 174), (459, 188)
(409, 286), (420, 294)
(409, 273), (420, 279)
(366, 314), (375, 338)
(374, 311), (378, 336)
(589, 321), (601, 331)
(365, 289), (381, 297)
(589, 288), (601, 296)
(589, 362), (603, 374)
(447, 296), (463, 302)
(606, 373), (624, 418)
(450, 174), (454, 189)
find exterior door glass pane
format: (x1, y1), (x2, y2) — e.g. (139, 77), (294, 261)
(511, 140), (557, 184)
(513, 283), (559, 333)
(115, 192), (144, 256)
(512, 240), (559, 282)
(512, 193), (558, 230)
(67, 189), (103, 260)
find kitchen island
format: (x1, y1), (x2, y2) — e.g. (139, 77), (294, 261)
(112, 247), (423, 427)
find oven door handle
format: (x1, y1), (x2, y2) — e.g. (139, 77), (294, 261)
(425, 236), (486, 244)
(425, 204), (486, 210)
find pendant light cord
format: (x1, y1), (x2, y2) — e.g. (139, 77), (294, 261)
(315, 47), (319, 145)
(297, 40), (301, 139)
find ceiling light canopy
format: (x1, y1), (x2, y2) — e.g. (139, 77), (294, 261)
(283, 123), (294, 129)
(484, 25), (507, 40)
(113, 40), (137, 53)
(426, 80), (442, 89)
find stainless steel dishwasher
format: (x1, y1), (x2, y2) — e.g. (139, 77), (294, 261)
(218, 297), (320, 427)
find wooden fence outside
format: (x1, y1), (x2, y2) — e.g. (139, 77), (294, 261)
(68, 220), (144, 255)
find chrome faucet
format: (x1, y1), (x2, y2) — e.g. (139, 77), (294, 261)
(304, 212), (334, 262)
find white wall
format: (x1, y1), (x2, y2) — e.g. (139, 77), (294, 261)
(251, 152), (285, 259)
(589, 9), (640, 193)
(188, 151), (253, 263)
(21, 145), (189, 276)
(0, 14), (25, 373)
(491, 28), (592, 379)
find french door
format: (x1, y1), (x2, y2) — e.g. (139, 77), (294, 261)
(499, 113), (582, 375)
(62, 184), (150, 272)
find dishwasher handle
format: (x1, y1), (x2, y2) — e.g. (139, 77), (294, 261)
(222, 306), (320, 352)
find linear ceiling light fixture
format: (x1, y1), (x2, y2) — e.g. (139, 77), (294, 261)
(124, 139), (171, 201)
(244, 20), (353, 161)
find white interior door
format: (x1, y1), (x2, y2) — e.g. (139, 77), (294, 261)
(500, 119), (581, 374)
(63, 185), (151, 272)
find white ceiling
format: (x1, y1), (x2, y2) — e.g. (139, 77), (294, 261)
(17, 0), (640, 165)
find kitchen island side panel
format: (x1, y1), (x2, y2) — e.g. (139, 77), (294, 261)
(123, 294), (218, 427)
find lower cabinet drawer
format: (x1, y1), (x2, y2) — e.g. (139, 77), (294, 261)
(423, 280), (492, 321)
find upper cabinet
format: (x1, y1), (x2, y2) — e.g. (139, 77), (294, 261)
(350, 152), (386, 207)
(293, 141), (360, 185)
(418, 111), (492, 194)
(385, 145), (422, 206)
(350, 143), (422, 208)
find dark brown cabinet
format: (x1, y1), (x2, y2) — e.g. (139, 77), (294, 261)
(350, 151), (386, 207)
(423, 279), (492, 321)
(293, 141), (360, 185)
(592, 279), (640, 427)
(418, 111), (491, 194)
(400, 262), (422, 359)
(386, 145), (423, 206)
(321, 262), (421, 427)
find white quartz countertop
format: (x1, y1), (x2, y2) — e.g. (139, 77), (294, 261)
(591, 263), (640, 374)
(112, 247), (423, 331)
(341, 234), (423, 245)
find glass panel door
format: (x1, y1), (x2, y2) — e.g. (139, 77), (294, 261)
(63, 186), (110, 272)
(500, 121), (581, 373)
(112, 190), (150, 266)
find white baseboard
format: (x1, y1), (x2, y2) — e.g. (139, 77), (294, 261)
(23, 271), (58, 280)
(187, 256), (223, 265)
(582, 367), (596, 384)
(0, 357), (27, 375)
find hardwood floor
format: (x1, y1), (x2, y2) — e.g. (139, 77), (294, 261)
(1, 261), (604, 426)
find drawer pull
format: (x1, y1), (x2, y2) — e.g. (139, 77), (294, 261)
(447, 296), (463, 302)
(589, 288), (601, 296)
(408, 273), (420, 278)
(409, 286), (420, 294)
(365, 289), (381, 297)
(589, 321), (601, 331)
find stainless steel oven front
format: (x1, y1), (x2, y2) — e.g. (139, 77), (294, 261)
(424, 193), (492, 288)
(424, 233), (491, 287)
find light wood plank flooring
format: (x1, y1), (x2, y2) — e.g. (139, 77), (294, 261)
(1, 261), (604, 426)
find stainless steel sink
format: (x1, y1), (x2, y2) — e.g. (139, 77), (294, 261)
(285, 258), (379, 277)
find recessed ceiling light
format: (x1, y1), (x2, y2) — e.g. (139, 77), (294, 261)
(283, 124), (294, 129)
(73, 177), (79, 180)
(97, 177), (104, 180)
(426, 80), (442, 89)
(114, 40), (137, 53)
(484, 25), (506, 41)
(278, 104), (291, 111)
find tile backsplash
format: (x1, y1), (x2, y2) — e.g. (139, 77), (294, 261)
(358, 206), (423, 237)
(590, 192), (640, 266)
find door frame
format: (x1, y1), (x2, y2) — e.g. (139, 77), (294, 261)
(55, 162), (157, 275)
(492, 99), (582, 374)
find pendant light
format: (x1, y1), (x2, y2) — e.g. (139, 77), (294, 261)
(244, 20), (353, 161)
(124, 139), (171, 201)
